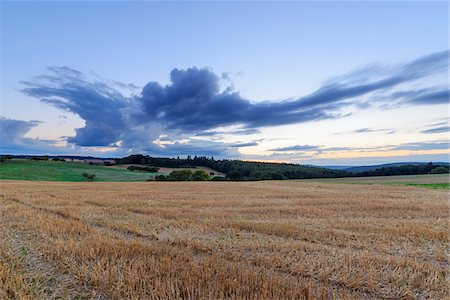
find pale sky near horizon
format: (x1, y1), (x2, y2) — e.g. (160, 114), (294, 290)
(1, 1), (448, 165)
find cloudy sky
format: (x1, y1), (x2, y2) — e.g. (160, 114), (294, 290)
(1, 1), (448, 165)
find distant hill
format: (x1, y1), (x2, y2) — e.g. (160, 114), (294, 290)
(2, 154), (449, 181)
(325, 162), (450, 173)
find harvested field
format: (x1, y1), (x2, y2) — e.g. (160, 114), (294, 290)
(308, 173), (449, 185)
(0, 180), (448, 299)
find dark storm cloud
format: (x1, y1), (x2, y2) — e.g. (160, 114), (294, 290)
(19, 51), (448, 153)
(421, 126), (450, 134)
(135, 51), (448, 131)
(21, 66), (128, 147)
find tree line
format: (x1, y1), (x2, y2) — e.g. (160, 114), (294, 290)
(116, 155), (449, 181)
(116, 154), (350, 180)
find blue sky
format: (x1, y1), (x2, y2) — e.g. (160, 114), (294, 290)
(1, 1), (448, 165)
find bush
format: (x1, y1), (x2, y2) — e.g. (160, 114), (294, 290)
(127, 165), (159, 172)
(169, 170), (193, 181)
(51, 158), (66, 162)
(0, 155), (13, 163)
(103, 161), (114, 166)
(254, 171), (271, 180)
(226, 170), (241, 180)
(241, 176), (257, 181)
(154, 175), (167, 181)
(430, 166), (449, 174)
(192, 170), (209, 181)
(271, 172), (287, 180)
(82, 173), (96, 181)
(210, 176), (227, 181)
(31, 156), (49, 161)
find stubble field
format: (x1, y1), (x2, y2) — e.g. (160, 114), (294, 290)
(0, 180), (448, 299)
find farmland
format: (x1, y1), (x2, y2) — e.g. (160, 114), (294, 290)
(1, 180), (448, 299)
(308, 173), (450, 189)
(0, 159), (159, 182)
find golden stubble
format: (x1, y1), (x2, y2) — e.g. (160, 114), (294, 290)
(0, 180), (448, 299)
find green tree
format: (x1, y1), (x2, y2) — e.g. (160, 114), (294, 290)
(430, 166), (449, 174)
(82, 173), (96, 181)
(226, 170), (241, 180)
(169, 170), (193, 181)
(154, 175), (167, 181)
(254, 171), (271, 180)
(192, 170), (209, 181)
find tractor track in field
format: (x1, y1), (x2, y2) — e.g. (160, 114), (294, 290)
(0, 201), (108, 299)
(4, 196), (386, 299)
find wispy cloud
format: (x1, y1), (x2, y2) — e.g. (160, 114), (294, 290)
(353, 128), (396, 134)
(421, 126), (449, 134)
(269, 145), (320, 152)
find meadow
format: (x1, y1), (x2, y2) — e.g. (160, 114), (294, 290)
(0, 179), (448, 299)
(0, 159), (158, 182)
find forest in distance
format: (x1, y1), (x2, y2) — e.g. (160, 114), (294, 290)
(115, 154), (449, 181)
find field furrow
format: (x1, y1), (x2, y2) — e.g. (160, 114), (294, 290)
(0, 180), (448, 299)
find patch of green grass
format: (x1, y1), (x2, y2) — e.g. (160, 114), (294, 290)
(0, 159), (162, 182)
(406, 183), (450, 190)
(19, 246), (28, 257)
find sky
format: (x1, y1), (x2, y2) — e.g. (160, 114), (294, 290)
(1, 1), (448, 166)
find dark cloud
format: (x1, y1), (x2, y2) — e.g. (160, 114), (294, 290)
(135, 51), (448, 132)
(0, 117), (60, 154)
(390, 88), (449, 105)
(229, 141), (259, 148)
(269, 144), (320, 152)
(0, 117), (41, 143)
(18, 51), (448, 156)
(22, 66), (128, 147)
(0, 117), (131, 157)
(194, 128), (260, 137)
(421, 126), (449, 134)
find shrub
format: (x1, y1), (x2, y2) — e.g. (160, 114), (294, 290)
(254, 171), (271, 180)
(430, 166), (449, 174)
(82, 173), (96, 181)
(210, 176), (227, 181)
(51, 158), (66, 162)
(226, 170), (241, 180)
(192, 170), (210, 181)
(154, 175), (167, 181)
(30, 156), (49, 161)
(271, 172), (287, 180)
(127, 165), (159, 172)
(169, 170), (193, 181)
(103, 161), (114, 166)
(0, 155), (13, 163)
